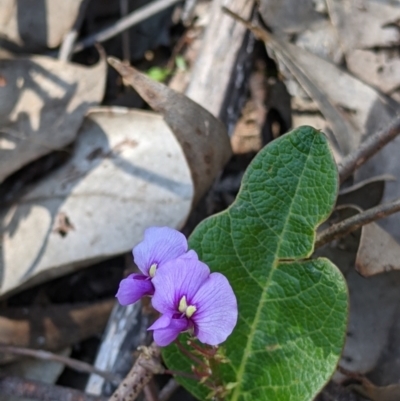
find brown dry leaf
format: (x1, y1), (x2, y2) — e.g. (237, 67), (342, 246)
(0, 55), (106, 182)
(108, 57), (232, 206)
(0, 299), (114, 363)
(0, 0), (85, 51)
(0, 107), (194, 297)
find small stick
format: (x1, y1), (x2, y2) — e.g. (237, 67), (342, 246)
(0, 375), (107, 401)
(315, 197), (400, 248)
(73, 0), (181, 53)
(59, 0), (92, 61)
(120, 0), (131, 62)
(108, 343), (162, 401)
(0, 344), (120, 384)
(159, 379), (180, 401)
(338, 115), (400, 183)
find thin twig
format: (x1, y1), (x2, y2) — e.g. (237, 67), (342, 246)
(59, 0), (92, 61)
(73, 0), (182, 53)
(316, 198), (400, 248)
(159, 379), (180, 401)
(108, 343), (162, 401)
(0, 345), (120, 384)
(120, 0), (131, 62)
(338, 115), (400, 183)
(0, 375), (107, 401)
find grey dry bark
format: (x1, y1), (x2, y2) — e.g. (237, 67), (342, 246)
(185, 0), (255, 133)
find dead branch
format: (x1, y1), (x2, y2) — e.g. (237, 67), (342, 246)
(316, 198), (400, 248)
(108, 343), (163, 401)
(0, 344), (120, 383)
(0, 375), (107, 401)
(338, 115), (400, 183)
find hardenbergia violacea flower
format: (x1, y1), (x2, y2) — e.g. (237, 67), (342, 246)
(149, 257), (238, 346)
(116, 226), (197, 305)
(116, 226), (237, 349)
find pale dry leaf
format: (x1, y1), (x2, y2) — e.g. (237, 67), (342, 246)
(0, 107), (194, 297)
(346, 49), (400, 95)
(259, 0), (324, 35)
(0, 0), (85, 51)
(327, 0), (400, 95)
(356, 222), (400, 277)
(261, 30), (397, 155)
(108, 57), (232, 206)
(326, 0), (400, 51)
(0, 55), (106, 182)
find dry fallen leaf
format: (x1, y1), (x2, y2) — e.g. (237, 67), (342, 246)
(107, 57), (232, 206)
(0, 0), (85, 51)
(356, 218), (400, 277)
(0, 299), (114, 363)
(259, 29), (397, 155)
(0, 55), (106, 182)
(0, 107), (196, 296)
(327, 0), (400, 96)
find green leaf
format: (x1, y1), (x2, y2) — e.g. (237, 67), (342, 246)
(163, 126), (348, 401)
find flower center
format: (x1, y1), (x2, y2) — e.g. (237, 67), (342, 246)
(178, 295), (197, 318)
(149, 263), (157, 278)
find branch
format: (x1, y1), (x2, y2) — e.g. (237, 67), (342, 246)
(0, 375), (107, 401)
(73, 0), (181, 53)
(315, 198), (400, 248)
(338, 115), (400, 183)
(0, 344), (119, 383)
(108, 343), (162, 401)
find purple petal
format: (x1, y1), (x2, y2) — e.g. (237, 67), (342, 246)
(151, 258), (210, 315)
(191, 273), (238, 345)
(116, 274), (154, 305)
(179, 249), (198, 260)
(148, 314), (173, 330)
(151, 317), (190, 346)
(133, 227), (188, 275)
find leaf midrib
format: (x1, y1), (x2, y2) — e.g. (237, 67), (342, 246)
(230, 135), (316, 401)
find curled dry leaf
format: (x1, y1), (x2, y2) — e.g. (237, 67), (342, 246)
(107, 57), (232, 206)
(0, 0), (85, 51)
(0, 54), (106, 182)
(0, 107), (195, 296)
(0, 299), (114, 363)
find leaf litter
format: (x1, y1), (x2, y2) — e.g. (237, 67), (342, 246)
(2, 0), (400, 399)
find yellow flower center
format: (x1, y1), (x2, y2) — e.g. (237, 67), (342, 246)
(149, 263), (157, 278)
(178, 295), (197, 318)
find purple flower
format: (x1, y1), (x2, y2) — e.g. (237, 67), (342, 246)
(116, 227), (197, 305)
(148, 258), (238, 346)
